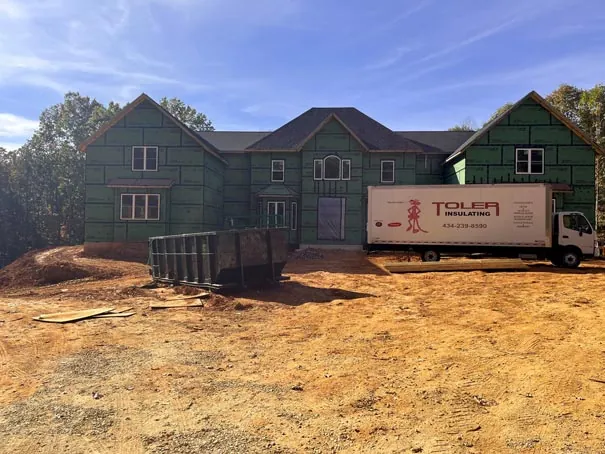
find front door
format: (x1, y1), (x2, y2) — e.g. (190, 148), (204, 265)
(317, 197), (346, 241)
(558, 213), (595, 255)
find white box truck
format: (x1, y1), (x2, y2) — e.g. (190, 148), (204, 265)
(367, 183), (599, 268)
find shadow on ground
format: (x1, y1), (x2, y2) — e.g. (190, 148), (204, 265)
(239, 281), (376, 306)
(527, 263), (605, 274)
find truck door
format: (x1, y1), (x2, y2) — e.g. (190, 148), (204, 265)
(558, 213), (595, 255)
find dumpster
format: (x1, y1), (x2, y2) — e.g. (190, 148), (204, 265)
(148, 228), (289, 290)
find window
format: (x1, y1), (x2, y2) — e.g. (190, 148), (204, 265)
(271, 160), (285, 182)
(132, 146), (158, 171)
(291, 202), (298, 230)
(342, 159), (351, 180)
(516, 148), (544, 175)
(120, 194), (160, 220)
(314, 160), (323, 180)
(314, 155), (349, 180)
(267, 201), (285, 227)
(563, 214), (592, 234)
(381, 160), (395, 183)
(324, 155), (341, 180)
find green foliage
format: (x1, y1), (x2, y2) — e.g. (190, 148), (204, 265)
(0, 93), (213, 267)
(448, 118), (475, 131)
(485, 102), (514, 125)
(159, 97), (214, 131)
(547, 84), (605, 227)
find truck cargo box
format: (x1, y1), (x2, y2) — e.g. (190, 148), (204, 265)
(367, 184), (552, 248)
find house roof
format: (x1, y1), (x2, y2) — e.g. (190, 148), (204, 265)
(197, 131), (271, 152)
(445, 90), (605, 164)
(245, 108), (438, 153)
(196, 129), (470, 154)
(79, 93), (227, 164)
(256, 185), (299, 198)
(396, 131), (475, 153)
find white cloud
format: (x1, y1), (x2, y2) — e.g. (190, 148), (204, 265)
(0, 141), (25, 151)
(0, 113), (39, 137)
(0, 0), (258, 101)
(0, 0), (28, 19)
(364, 47), (414, 71)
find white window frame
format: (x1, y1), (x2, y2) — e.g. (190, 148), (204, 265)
(291, 201), (298, 231)
(132, 146), (158, 172)
(120, 194), (160, 220)
(313, 159), (323, 180)
(267, 201), (286, 227)
(323, 155), (341, 181)
(341, 159), (351, 181)
(515, 148), (544, 175)
(381, 160), (395, 183)
(271, 159), (285, 182)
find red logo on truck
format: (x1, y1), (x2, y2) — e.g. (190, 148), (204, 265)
(407, 199), (428, 234)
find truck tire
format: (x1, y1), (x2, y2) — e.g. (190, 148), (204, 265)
(421, 250), (441, 262)
(560, 248), (581, 268)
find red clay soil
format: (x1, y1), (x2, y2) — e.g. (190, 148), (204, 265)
(0, 246), (147, 289)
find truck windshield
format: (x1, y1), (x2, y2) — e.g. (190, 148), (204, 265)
(563, 214), (592, 234)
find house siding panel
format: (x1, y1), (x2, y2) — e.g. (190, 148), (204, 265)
(84, 102), (225, 245)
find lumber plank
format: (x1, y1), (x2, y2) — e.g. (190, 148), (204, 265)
(33, 307), (115, 323)
(92, 312), (135, 318)
(150, 301), (205, 309)
(108, 306), (133, 314)
(165, 293), (210, 301)
(384, 259), (528, 274)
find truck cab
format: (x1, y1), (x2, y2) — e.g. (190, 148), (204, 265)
(552, 212), (599, 267)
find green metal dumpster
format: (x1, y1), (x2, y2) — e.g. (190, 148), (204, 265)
(148, 228), (289, 290)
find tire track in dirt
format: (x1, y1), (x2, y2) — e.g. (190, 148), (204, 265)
(0, 338), (28, 382)
(113, 389), (143, 454)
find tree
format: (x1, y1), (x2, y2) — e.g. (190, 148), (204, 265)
(449, 118), (475, 131)
(8, 93), (122, 247)
(160, 97), (214, 131)
(485, 102), (514, 125)
(0, 148), (42, 267)
(547, 84), (605, 226)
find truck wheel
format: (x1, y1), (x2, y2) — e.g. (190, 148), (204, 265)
(560, 249), (581, 268)
(422, 250), (441, 262)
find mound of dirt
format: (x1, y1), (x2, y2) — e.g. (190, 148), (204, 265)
(0, 247), (126, 289)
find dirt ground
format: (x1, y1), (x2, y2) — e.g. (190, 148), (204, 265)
(1, 247), (605, 453)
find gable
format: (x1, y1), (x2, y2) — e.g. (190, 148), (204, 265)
(301, 119), (365, 152)
(445, 91), (603, 163)
(80, 94), (226, 164)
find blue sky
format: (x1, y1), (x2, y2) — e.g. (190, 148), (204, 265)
(1, 0), (605, 149)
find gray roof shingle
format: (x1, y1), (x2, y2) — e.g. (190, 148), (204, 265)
(197, 131), (271, 152)
(245, 108), (438, 152)
(396, 131), (475, 153)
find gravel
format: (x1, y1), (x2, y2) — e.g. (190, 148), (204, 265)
(143, 427), (295, 454)
(289, 249), (325, 260)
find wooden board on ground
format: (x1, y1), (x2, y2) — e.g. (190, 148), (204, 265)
(107, 306), (133, 314)
(165, 293), (210, 301)
(150, 301), (205, 310)
(92, 312), (135, 318)
(384, 259), (529, 274)
(33, 307), (115, 323)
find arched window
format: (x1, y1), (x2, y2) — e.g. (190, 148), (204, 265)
(323, 155), (341, 180)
